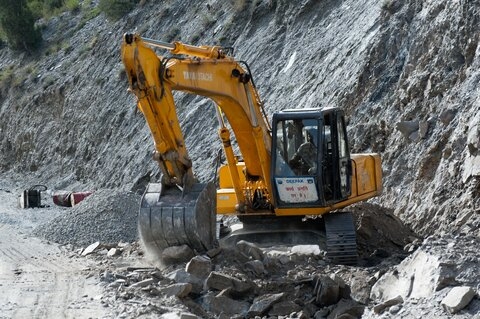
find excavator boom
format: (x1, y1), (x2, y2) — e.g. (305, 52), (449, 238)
(122, 34), (274, 253)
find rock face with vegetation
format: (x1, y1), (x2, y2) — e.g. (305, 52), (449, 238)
(0, 0), (479, 318)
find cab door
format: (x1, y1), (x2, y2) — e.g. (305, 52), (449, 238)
(322, 110), (351, 202)
(335, 112), (351, 199)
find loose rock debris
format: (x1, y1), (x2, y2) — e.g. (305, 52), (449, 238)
(83, 243), (368, 318)
(28, 190), (479, 318)
(78, 233), (479, 319)
(33, 189), (140, 247)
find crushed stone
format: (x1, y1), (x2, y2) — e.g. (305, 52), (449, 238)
(33, 189), (141, 247)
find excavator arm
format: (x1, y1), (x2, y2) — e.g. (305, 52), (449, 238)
(122, 34), (195, 188)
(122, 34), (273, 200)
(121, 33), (274, 253)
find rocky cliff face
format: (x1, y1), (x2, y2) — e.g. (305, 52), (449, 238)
(0, 0), (478, 253)
(350, 0), (480, 239)
(1, 0), (479, 317)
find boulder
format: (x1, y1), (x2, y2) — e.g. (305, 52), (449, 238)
(160, 283), (192, 298)
(208, 295), (250, 316)
(330, 274), (351, 299)
(418, 120), (429, 139)
(291, 245), (321, 255)
(129, 278), (155, 289)
(186, 255), (212, 279)
(314, 307), (330, 318)
(314, 276), (340, 306)
(162, 245), (195, 264)
(205, 271), (255, 295)
(396, 120), (419, 140)
(327, 299), (365, 319)
(245, 260), (265, 276)
(166, 268), (204, 294)
(236, 240), (264, 261)
(370, 250), (441, 301)
(247, 292), (284, 317)
(439, 109), (456, 125)
(107, 248), (120, 257)
(349, 276), (370, 304)
(441, 286), (476, 314)
(82, 241), (100, 256)
(206, 247), (222, 258)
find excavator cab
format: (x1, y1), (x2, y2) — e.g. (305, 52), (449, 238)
(271, 108), (352, 208)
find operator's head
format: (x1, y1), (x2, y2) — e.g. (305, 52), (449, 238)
(303, 127), (317, 145)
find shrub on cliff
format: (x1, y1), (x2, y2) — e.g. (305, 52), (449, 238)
(0, 0), (42, 52)
(98, 0), (136, 21)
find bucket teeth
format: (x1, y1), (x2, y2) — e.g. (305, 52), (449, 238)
(138, 182), (217, 255)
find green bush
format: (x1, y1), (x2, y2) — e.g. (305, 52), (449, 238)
(27, 0), (44, 20)
(44, 0), (63, 10)
(64, 0), (79, 11)
(98, 0), (136, 21)
(0, 0), (42, 51)
(27, 0), (79, 20)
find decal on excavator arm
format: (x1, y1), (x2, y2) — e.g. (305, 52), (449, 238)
(183, 71), (213, 81)
(275, 177), (318, 203)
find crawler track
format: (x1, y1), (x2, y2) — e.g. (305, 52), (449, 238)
(324, 212), (358, 265)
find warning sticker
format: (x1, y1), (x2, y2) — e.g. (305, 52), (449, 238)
(275, 177), (318, 203)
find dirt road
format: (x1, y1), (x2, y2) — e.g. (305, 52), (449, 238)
(0, 188), (110, 319)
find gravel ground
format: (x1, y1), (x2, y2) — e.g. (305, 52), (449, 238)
(33, 189), (141, 247)
(0, 179), (66, 234)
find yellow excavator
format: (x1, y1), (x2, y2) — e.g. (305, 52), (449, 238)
(121, 33), (382, 264)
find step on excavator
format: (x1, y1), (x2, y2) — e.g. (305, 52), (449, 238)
(121, 34), (382, 265)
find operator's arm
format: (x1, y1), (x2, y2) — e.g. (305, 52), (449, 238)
(289, 142), (317, 174)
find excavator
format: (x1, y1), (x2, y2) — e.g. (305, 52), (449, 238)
(121, 33), (382, 264)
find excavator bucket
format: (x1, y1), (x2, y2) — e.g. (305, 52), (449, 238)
(138, 182), (217, 255)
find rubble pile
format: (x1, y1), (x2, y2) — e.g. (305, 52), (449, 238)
(365, 234), (480, 318)
(45, 191), (472, 319)
(83, 240), (373, 318)
(33, 190), (141, 247)
(351, 203), (418, 263)
(76, 230), (479, 319)
(32, 191), (473, 319)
